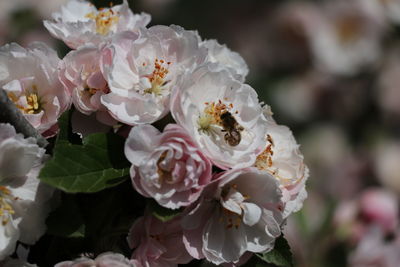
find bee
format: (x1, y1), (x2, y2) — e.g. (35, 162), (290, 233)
(220, 111), (244, 146)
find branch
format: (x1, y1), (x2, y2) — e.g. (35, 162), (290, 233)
(0, 88), (48, 148)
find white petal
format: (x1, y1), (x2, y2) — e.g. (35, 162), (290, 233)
(242, 202), (262, 226)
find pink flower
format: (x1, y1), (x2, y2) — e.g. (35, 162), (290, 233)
(55, 252), (135, 267)
(125, 124), (212, 209)
(128, 214), (193, 267)
(182, 168), (283, 265)
(349, 227), (400, 267)
(43, 0), (151, 49)
(360, 189), (398, 233)
(101, 25), (206, 125)
(59, 44), (116, 125)
(0, 42), (70, 136)
(334, 188), (398, 243)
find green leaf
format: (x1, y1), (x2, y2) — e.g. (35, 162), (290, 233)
(256, 235), (294, 267)
(147, 199), (183, 222)
(39, 130), (130, 193)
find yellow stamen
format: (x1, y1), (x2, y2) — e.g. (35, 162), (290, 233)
(86, 9), (119, 35)
(7, 89), (42, 114)
(197, 101), (229, 134)
(0, 186), (15, 226)
(144, 59), (171, 96)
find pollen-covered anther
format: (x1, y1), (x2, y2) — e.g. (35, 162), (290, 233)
(144, 59), (172, 96)
(8, 90), (42, 114)
(197, 100), (233, 134)
(221, 208), (243, 230)
(156, 151), (173, 184)
(255, 134), (275, 171)
(86, 8), (120, 35)
(0, 186), (15, 226)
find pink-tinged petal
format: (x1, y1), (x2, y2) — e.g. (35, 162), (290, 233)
(125, 124), (212, 209)
(129, 214), (192, 266)
(0, 43), (70, 134)
(44, 0), (150, 49)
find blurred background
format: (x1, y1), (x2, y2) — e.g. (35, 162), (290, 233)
(2, 0), (400, 266)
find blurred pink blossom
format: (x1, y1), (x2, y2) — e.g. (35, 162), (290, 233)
(128, 214), (192, 267)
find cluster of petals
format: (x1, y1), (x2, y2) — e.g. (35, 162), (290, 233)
(0, 42), (70, 136)
(171, 65), (267, 169)
(0, 0), (310, 265)
(349, 227), (400, 267)
(334, 188), (398, 242)
(0, 123), (54, 260)
(101, 25), (207, 125)
(128, 213), (192, 267)
(181, 168), (284, 264)
(125, 124), (212, 209)
(59, 44), (116, 125)
(303, 0), (385, 75)
(254, 121), (309, 219)
(43, 0), (151, 49)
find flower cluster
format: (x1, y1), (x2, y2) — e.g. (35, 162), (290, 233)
(0, 0), (308, 266)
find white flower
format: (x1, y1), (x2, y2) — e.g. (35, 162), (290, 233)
(306, 0), (385, 75)
(0, 42), (70, 136)
(182, 168), (283, 265)
(171, 65), (267, 169)
(254, 122), (308, 218)
(0, 123), (54, 260)
(43, 0), (151, 49)
(201, 39), (249, 82)
(101, 25), (207, 125)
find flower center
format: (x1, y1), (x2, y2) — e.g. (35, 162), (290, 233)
(84, 86), (99, 96)
(255, 134), (274, 172)
(157, 151), (173, 184)
(0, 186), (15, 225)
(334, 15), (363, 44)
(197, 100), (244, 146)
(86, 8), (119, 35)
(219, 184), (250, 230)
(143, 59), (171, 96)
(8, 86), (42, 114)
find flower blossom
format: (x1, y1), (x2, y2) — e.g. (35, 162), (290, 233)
(128, 214), (193, 267)
(334, 188), (398, 243)
(305, 0), (385, 75)
(59, 44), (116, 125)
(55, 252), (136, 267)
(101, 25), (206, 125)
(182, 168), (283, 265)
(171, 65), (268, 169)
(43, 0), (151, 49)
(349, 227), (400, 267)
(0, 42), (70, 136)
(254, 122), (308, 218)
(0, 123), (54, 260)
(125, 124), (212, 209)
